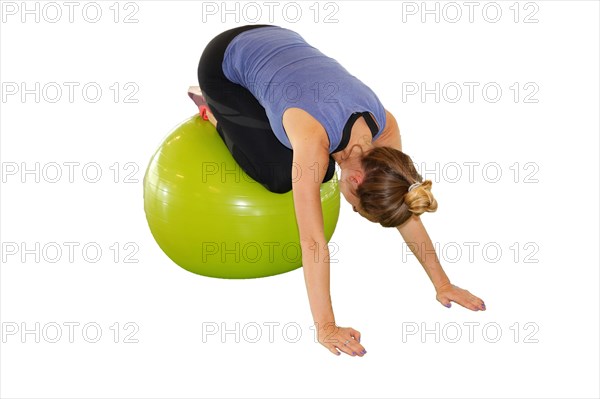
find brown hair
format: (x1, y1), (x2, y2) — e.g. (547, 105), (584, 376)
(355, 146), (438, 227)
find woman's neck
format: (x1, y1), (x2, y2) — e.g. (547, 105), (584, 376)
(331, 117), (374, 168)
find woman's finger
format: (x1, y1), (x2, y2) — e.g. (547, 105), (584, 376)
(342, 333), (366, 356)
(348, 328), (361, 343)
(327, 344), (341, 356)
(469, 294), (486, 310)
(348, 341), (366, 356)
(459, 296), (481, 311)
(473, 300), (486, 311)
(336, 336), (361, 356)
(348, 334), (368, 356)
(463, 292), (485, 310)
(335, 341), (354, 356)
(439, 297), (452, 308)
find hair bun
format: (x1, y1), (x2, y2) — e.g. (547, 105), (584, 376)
(405, 180), (438, 215)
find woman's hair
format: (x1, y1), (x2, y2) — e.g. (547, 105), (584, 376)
(355, 146), (438, 227)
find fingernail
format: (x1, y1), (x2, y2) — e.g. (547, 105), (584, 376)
(445, 303), (451, 308)
(361, 350), (366, 354)
(336, 352), (340, 356)
(352, 352), (356, 355)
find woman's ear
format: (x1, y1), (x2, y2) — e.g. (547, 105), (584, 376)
(349, 170), (364, 188)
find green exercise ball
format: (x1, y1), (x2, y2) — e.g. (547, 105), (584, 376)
(143, 115), (340, 279)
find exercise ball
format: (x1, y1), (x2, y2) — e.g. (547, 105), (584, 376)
(143, 115), (340, 279)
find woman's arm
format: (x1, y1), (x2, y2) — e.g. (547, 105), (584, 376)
(290, 136), (335, 329)
(397, 217), (485, 311)
(378, 109), (486, 311)
(284, 109), (366, 356)
(396, 216), (451, 290)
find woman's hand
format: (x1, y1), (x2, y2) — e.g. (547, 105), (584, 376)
(436, 282), (486, 311)
(317, 322), (366, 357)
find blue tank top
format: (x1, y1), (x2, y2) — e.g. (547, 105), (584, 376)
(222, 26), (387, 153)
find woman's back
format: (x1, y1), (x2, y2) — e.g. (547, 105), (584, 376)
(222, 25), (387, 153)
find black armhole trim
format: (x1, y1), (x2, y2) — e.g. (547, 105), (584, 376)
(362, 112), (379, 137)
(332, 112), (379, 154)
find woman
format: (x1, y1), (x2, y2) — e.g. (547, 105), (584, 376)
(189, 24), (486, 357)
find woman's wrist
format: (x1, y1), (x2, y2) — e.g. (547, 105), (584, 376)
(314, 318), (336, 331)
(434, 280), (452, 292)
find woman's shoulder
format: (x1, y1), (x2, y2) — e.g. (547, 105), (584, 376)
(282, 107), (329, 150)
(373, 109), (402, 151)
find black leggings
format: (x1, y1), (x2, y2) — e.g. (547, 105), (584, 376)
(197, 24), (336, 194)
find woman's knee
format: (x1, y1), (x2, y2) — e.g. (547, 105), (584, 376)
(263, 175), (292, 194)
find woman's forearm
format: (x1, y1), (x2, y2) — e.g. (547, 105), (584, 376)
(397, 216), (451, 290)
(301, 238), (335, 328)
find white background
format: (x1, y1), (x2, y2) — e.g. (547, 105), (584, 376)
(1, 1), (599, 398)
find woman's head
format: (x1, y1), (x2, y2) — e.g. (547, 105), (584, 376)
(339, 146), (438, 227)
